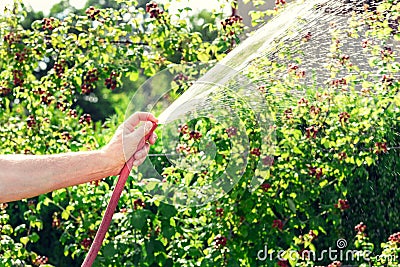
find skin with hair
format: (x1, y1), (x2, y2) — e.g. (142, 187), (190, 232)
(0, 112), (158, 203)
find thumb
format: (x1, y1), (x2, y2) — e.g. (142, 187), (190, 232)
(131, 121), (154, 145)
(123, 121), (155, 162)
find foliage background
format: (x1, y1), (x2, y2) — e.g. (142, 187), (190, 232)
(0, 0), (399, 266)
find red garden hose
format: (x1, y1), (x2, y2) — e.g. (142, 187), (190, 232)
(81, 122), (158, 267)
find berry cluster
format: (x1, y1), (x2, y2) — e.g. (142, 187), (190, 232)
(275, 0), (286, 5)
(13, 69), (24, 87)
(298, 97), (309, 107)
(79, 114), (92, 124)
(310, 105), (321, 116)
(146, 2), (164, 19)
(306, 126), (318, 139)
(327, 261), (342, 267)
(362, 39), (371, 49)
(334, 199), (350, 210)
(381, 74), (394, 85)
(339, 54), (350, 65)
(338, 112), (350, 124)
(0, 86), (11, 96)
(134, 199), (146, 210)
(178, 124), (189, 134)
(354, 222), (367, 233)
(33, 255), (48, 266)
(81, 237), (92, 250)
(302, 31), (312, 42)
(284, 108), (293, 119)
(69, 109), (78, 118)
(308, 166), (323, 179)
(15, 49), (28, 63)
(61, 131), (72, 141)
(288, 63), (306, 78)
(338, 151), (347, 161)
(287, 63), (297, 71)
(85, 6), (101, 20)
(214, 235), (227, 248)
(220, 15), (243, 31)
(330, 78), (347, 88)
(215, 208), (224, 217)
(176, 143), (197, 154)
(173, 73), (189, 86)
(374, 142), (388, 154)
(381, 47), (393, 60)
(225, 126), (237, 137)
(54, 60), (66, 78)
(81, 68), (99, 94)
(26, 115), (36, 128)
(42, 17), (56, 30)
(260, 183), (271, 192)
(388, 232), (400, 243)
(308, 230), (317, 241)
(250, 148), (261, 156)
(105, 71), (118, 90)
(56, 99), (67, 111)
(189, 130), (202, 140)
(272, 219), (283, 230)
(3, 32), (21, 45)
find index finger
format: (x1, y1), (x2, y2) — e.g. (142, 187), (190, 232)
(124, 112), (158, 131)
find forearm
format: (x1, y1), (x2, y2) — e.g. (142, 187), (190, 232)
(0, 150), (120, 203)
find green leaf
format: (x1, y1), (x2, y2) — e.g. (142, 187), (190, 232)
(20, 236), (29, 245)
(292, 146), (302, 155)
(131, 210), (147, 230)
(365, 156), (373, 166)
(197, 52), (210, 63)
(159, 203), (177, 219)
(103, 242), (116, 258)
(319, 179), (328, 188)
(129, 70), (139, 81)
(288, 198), (296, 213)
(29, 232), (40, 243)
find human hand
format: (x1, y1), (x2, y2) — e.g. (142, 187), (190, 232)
(103, 112), (157, 174)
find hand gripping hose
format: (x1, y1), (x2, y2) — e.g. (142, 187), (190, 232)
(81, 122), (158, 267)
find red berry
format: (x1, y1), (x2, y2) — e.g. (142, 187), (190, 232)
(178, 124), (189, 134)
(335, 199), (350, 211)
(272, 219), (283, 230)
(388, 232), (400, 243)
(214, 235), (227, 248)
(215, 208), (224, 217)
(260, 183), (271, 191)
(134, 199), (145, 210)
(26, 115), (36, 128)
(355, 222), (367, 233)
(79, 114), (92, 124)
(308, 230), (317, 240)
(250, 148), (261, 156)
